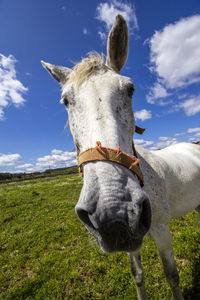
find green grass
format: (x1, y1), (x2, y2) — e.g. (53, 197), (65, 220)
(0, 174), (199, 299)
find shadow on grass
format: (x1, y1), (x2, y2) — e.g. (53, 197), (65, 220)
(183, 255), (200, 300)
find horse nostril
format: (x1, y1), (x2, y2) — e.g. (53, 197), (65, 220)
(75, 207), (96, 230)
(138, 198), (151, 235)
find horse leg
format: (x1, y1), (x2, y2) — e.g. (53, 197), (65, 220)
(128, 252), (147, 300)
(151, 224), (184, 300)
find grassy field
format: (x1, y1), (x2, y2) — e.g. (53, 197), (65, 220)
(0, 171), (199, 299)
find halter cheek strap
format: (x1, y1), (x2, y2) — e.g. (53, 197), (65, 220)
(135, 126), (145, 135)
(77, 141), (144, 187)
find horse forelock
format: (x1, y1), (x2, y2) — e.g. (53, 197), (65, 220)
(68, 52), (108, 87)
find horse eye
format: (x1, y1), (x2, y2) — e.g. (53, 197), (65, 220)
(127, 84), (135, 98)
(63, 97), (69, 107)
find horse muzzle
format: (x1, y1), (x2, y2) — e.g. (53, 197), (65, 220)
(75, 196), (151, 253)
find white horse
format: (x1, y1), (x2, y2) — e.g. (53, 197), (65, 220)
(41, 15), (200, 300)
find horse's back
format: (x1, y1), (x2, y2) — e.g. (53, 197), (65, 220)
(153, 142), (200, 165)
(152, 143), (200, 217)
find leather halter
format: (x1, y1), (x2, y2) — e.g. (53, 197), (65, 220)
(77, 126), (145, 187)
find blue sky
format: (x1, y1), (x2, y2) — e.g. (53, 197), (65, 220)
(0, 0), (200, 173)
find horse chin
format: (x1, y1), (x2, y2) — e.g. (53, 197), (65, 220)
(88, 228), (143, 253)
(98, 237), (143, 253)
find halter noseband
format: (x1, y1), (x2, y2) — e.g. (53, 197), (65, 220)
(77, 139), (144, 187)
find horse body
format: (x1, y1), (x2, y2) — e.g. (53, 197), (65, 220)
(134, 143), (200, 300)
(156, 143), (200, 218)
(137, 143), (200, 222)
(41, 14), (200, 300)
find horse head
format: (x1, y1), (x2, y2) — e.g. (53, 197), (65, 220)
(41, 15), (151, 253)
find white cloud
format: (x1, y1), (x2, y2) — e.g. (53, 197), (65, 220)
(134, 139), (154, 149)
(187, 127), (200, 134)
(0, 54), (28, 120)
(0, 149), (77, 173)
(0, 107), (4, 120)
(34, 150), (76, 171)
(188, 128), (200, 141)
(135, 136), (178, 150)
(134, 130), (200, 151)
(173, 128), (200, 143)
(146, 82), (170, 105)
(51, 149), (63, 155)
(147, 15), (200, 114)
(0, 149), (78, 173)
(159, 137), (169, 141)
(135, 109), (152, 121)
(96, 0), (138, 40)
(149, 15), (200, 89)
(177, 94), (200, 116)
(156, 137), (177, 149)
(98, 31), (107, 42)
(15, 163), (33, 169)
(16, 149), (77, 173)
(83, 28), (88, 35)
(0, 153), (21, 166)
(174, 132), (186, 137)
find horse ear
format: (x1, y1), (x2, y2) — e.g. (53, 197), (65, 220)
(106, 14), (129, 73)
(41, 61), (71, 85)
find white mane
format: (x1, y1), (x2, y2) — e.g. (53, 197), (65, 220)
(68, 52), (108, 87)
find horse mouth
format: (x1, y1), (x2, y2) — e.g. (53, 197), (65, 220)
(82, 217), (143, 253)
(98, 235), (143, 253)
